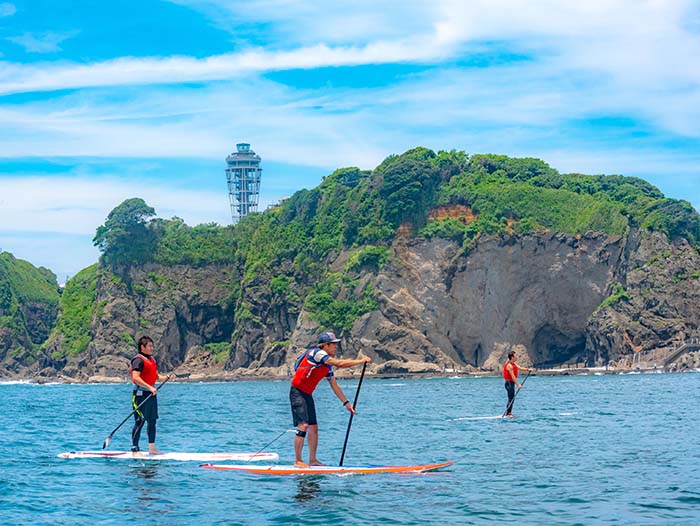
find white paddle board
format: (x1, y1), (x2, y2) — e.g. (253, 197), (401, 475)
(58, 451), (279, 462)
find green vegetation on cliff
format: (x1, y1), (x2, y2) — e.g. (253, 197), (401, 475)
(433, 154), (692, 244)
(0, 252), (59, 361)
(86, 148), (699, 338)
(2, 147), (695, 373)
(45, 264), (98, 358)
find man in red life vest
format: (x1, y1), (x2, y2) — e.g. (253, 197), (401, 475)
(130, 335), (171, 454)
(290, 331), (371, 467)
(503, 350), (532, 417)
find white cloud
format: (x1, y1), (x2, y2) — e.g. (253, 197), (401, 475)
(0, 176), (231, 236)
(7, 1), (698, 97)
(0, 37), (449, 96)
(2, 0), (700, 277)
(0, 0), (696, 143)
(0, 232), (98, 283)
(5, 30), (80, 53)
(1, 56), (698, 172)
(168, 0), (434, 46)
(0, 2), (16, 17)
(0, 79), (391, 167)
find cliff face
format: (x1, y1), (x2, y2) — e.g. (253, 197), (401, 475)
(586, 231), (700, 365)
(0, 253), (59, 375)
(231, 229), (699, 376)
(13, 230), (700, 381)
(367, 230), (699, 372)
(350, 232), (622, 371)
(41, 264), (237, 381)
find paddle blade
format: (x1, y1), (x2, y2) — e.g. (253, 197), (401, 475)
(102, 434), (113, 450)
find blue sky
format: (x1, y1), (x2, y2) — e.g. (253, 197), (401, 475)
(1, 0), (699, 281)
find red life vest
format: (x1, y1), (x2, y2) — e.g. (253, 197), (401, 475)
(291, 348), (332, 395)
(503, 361), (518, 381)
(131, 353), (158, 386)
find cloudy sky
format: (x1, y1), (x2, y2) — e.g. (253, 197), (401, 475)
(1, 0), (699, 281)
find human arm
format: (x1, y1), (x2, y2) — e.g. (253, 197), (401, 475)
(516, 362), (534, 377)
(131, 369), (158, 395)
(157, 372), (172, 382)
(328, 377), (355, 414)
(325, 356), (371, 368)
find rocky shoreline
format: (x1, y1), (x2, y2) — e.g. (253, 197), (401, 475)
(10, 352), (700, 384)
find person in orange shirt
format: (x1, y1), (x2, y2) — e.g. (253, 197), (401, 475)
(503, 350), (532, 417)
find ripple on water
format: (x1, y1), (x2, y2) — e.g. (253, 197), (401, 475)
(1, 375), (699, 525)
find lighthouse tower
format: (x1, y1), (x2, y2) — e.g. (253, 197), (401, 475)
(225, 143), (262, 224)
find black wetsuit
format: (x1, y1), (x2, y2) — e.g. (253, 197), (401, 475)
(504, 381), (516, 416)
(130, 355), (158, 451)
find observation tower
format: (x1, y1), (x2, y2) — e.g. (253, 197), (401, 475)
(225, 143), (262, 224)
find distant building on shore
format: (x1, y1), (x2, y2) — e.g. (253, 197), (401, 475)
(225, 143), (262, 224)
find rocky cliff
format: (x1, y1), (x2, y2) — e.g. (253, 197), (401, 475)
(4, 147), (700, 382)
(9, 228), (700, 382)
(39, 264), (237, 382)
(235, 229), (698, 376)
(0, 252), (59, 374)
(586, 230), (700, 366)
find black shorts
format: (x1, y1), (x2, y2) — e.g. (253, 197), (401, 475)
(133, 391), (159, 421)
(290, 386), (317, 426)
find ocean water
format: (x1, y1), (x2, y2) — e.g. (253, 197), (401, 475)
(1, 373), (699, 525)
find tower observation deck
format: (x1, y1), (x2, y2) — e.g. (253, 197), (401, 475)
(225, 143), (262, 224)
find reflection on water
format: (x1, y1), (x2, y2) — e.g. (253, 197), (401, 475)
(294, 476), (322, 502)
(121, 464), (172, 518)
(129, 465), (159, 482)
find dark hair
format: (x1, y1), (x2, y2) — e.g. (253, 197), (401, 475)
(507, 351), (516, 359)
(138, 335), (154, 352)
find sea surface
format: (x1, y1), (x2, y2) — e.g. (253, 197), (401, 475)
(1, 372), (699, 525)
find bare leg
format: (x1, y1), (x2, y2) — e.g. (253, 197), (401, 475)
(307, 425), (324, 465)
(294, 424), (308, 466)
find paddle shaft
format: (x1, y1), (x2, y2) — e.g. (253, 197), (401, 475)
(252, 429), (294, 458)
(102, 377), (170, 449)
(503, 369), (531, 417)
(339, 361), (367, 466)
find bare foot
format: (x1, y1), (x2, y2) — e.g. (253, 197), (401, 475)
(148, 449), (165, 455)
(294, 460), (309, 468)
(309, 460), (326, 466)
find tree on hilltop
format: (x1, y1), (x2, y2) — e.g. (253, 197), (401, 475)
(93, 198), (157, 266)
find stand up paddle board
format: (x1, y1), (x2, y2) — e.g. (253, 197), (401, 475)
(200, 460), (453, 475)
(451, 415), (505, 421)
(58, 451), (279, 462)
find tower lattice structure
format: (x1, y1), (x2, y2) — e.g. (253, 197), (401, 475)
(225, 143), (262, 224)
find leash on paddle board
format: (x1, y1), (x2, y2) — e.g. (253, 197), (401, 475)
(339, 361), (367, 466)
(502, 369), (532, 418)
(101, 377), (171, 449)
(251, 429), (297, 459)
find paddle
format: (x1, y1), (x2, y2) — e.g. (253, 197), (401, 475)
(251, 429), (296, 459)
(101, 377), (170, 449)
(339, 361), (367, 466)
(503, 369), (532, 418)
